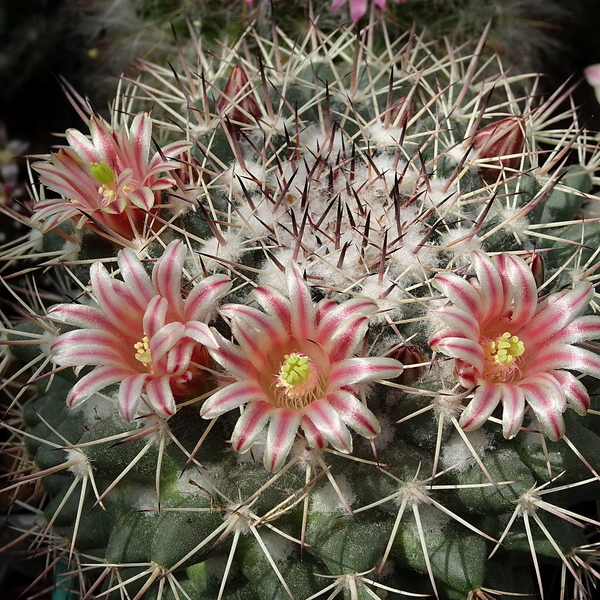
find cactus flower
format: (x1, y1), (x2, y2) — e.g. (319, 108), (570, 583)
(32, 113), (191, 240)
(331, 0), (404, 22)
(201, 264), (403, 471)
(49, 241), (232, 421)
(216, 65), (262, 132)
(471, 116), (525, 182)
(429, 251), (600, 440)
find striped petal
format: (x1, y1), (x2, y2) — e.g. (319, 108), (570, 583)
(67, 366), (128, 407)
(303, 399), (353, 453)
(433, 337), (485, 373)
(118, 374), (147, 422)
(152, 241), (186, 320)
(549, 370), (590, 415)
(264, 408), (302, 472)
(326, 389), (381, 438)
(185, 274), (232, 322)
(231, 401), (272, 453)
(520, 374), (566, 441)
(201, 380), (267, 419)
(145, 376), (176, 418)
(327, 357), (403, 391)
(460, 380), (502, 431)
(500, 384), (526, 439)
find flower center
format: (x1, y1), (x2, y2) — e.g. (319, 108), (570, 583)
(481, 331), (525, 382)
(273, 352), (321, 409)
(134, 335), (155, 374)
(90, 161), (116, 185)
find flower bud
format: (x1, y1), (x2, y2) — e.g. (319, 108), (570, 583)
(386, 95), (415, 129)
(528, 252), (544, 288)
(472, 116), (525, 182)
(216, 66), (262, 133)
(388, 343), (427, 386)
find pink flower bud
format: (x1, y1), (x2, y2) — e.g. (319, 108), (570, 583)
(472, 116), (525, 182)
(388, 343), (427, 385)
(528, 252), (544, 288)
(216, 66), (262, 133)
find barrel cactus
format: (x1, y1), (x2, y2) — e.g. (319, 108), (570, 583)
(2, 10), (600, 600)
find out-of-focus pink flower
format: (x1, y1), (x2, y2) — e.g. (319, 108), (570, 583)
(429, 251), (600, 441)
(50, 241), (231, 421)
(331, 0), (403, 22)
(32, 113), (191, 241)
(584, 64), (600, 105)
(201, 264), (403, 471)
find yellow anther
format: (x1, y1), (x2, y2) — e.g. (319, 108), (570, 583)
(274, 352), (320, 408)
(134, 336), (154, 373)
(493, 332), (524, 365)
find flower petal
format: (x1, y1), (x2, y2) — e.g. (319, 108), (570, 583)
(185, 274), (232, 322)
(520, 374), (566, 441)
(118, 248), (156, 305)
(326, 389), (381, 438)
(500, 383), (526, 439)
(152, 241), (186, 320)
(460, 380), (502, 431)
(303, 399), (353, 453)
(550, 370), (590, 415)
(264, 408), (302, 472)
(287, 263), (315, 341)
(67, 366), (127, 408)
(118, 374), (147, 422)
(231, 401), (272, 453)
(145, 376), (176, 418)
(201, 380), (267, 419)
(327, 357), (403, 391)
(433, 337), (485, 373)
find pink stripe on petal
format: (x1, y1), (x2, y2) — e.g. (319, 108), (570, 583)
(459, 380), (502, 431)
(473, 251), (504, 322)
(301, 416), (328, 448)
(502, 255), (538, 329)
(500, 384), (525, 439)
(143, 296), (168, 340)
(326, 389), (381, 438)
(127, 187), (155, 210)
(326, 314), (370, 363)
(67, 366), (128, 407)
(222, 304), (288, 348)
(183, 321), (218, 349)
(152, 241), (186, 320)
(118, 248), (155, 305)
(432, 272), (481, 316)
(184, 274), (232, 321)
(434, 337), (484, 373)
(550, 370), (590, 415)
(118, 374), (147, 422)
(316, 297), (378, 346)
(66, 127), (103, 163)
(150, 322), (186, 364)
(231, 401), (272, 453)
(327, 357), (403, 391)
(200, 380), (267, 418)
(252, 285), (292, 335)
(287, 263), (315, 341)
(545, 316), (600, 345)
(431, 306), (479, 340)
(264, 408), (302, 472)
(49, 304), (114, 331)
(520, 375), (566, 441)
(522, 283), (593, 343)
(532, 345), (600, 379)
(303, 399), (352, 453)
(145, 376), (176, 418)
(166, 340), (194, 374)
(208, 334), (257, 379)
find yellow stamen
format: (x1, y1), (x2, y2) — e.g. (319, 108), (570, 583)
(481, 331), (525, 383)
(491, 331), (525, 365)
(274, 352), (320, 409)
(134, 336), (154, 374)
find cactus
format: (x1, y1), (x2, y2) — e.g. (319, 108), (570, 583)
(3, 10), (600, 600)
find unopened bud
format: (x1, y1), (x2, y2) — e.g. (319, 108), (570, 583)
(472, 116), (525, 182)
(528, 252), (544, 288)
(216, 66), (262, 132)
(386, 95), (415, 129)
(388, 343), (427, 386)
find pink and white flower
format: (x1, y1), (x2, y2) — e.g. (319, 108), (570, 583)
(200, 264), (403, 472)
(331, 0), (405, 22)
(49, 241), (232, 421)
(32, 113), (191, 240)
(429, 251), (600, 440)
